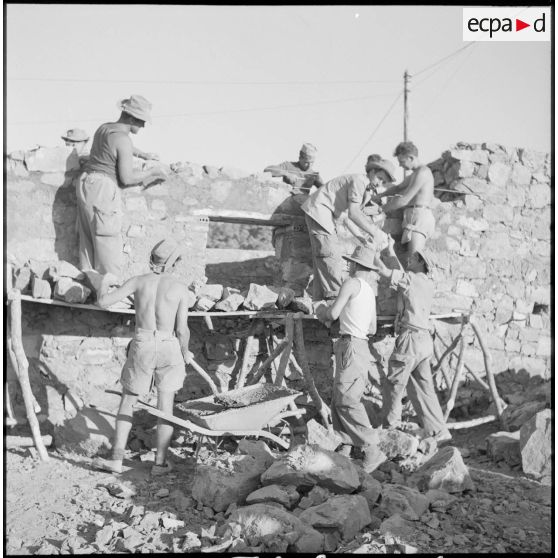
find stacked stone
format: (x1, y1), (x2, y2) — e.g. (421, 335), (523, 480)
(426, 142), (550, 382)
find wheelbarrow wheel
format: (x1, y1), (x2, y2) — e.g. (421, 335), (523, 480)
(264, 418), (296, 452)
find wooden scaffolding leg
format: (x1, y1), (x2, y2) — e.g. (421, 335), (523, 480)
(7, 288), (50, 461)
(469, 316), (507, 428)
(275, 315), (294, 387)
(292, 317), (332, 429)
(443, 334), (467, 421)
(235, 323), (259, 390)
(251, 340), (289, 385)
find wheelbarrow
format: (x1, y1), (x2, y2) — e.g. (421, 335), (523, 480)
(135, 383), (305, 450)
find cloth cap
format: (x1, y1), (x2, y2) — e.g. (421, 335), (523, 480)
(150, 239), (183, 272)
(61, 128), (89, 142)
(366, 158), (397, 182)
(415, 248), (435, 274)
(117, 94), (152, 123)
(343, 245), (380, 271)
(300, 143), (317, 156)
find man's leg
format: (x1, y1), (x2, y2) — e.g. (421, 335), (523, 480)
(92, 389), (138, 473)
(383, 334), (416, 428)
(406, 231), (427, 266)
(94, 233), (124, 278)
(406, 358), (451, 439)
(154, 389), (176, 468)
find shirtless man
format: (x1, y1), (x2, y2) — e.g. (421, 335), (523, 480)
(375, 142), (434, 263)
(91, 238), (191, 475)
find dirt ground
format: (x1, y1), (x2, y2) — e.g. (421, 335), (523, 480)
(4, 422), (553, 555)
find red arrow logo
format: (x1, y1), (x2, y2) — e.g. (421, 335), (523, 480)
(516, 18), (530, 31)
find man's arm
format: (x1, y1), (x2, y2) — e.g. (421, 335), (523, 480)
(321, 278), (359, 322)
(97, 276), (137, 308)
(263, 162), (298, 185)
(133, 147), (159, 161)
(383, 167), (430, 212)
(374, 175), (410, 201)
(175, 287), (192, 364)
(114, 134), (167, 188)
(348, 201), (386, 243)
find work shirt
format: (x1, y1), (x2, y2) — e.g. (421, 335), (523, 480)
(389, 269), (433, 331)
(84, 123), (129, 185)
(264, 160), (320, 187)
(301, 174), (373, 235)
(339, 277), (376, 339)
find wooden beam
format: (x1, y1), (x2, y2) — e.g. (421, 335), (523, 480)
(275, 315), (294, 387)
(443, 334), (467, 421)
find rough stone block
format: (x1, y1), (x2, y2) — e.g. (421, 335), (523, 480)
(510, 164), (532, 185)
(528, 183), (550, 209)
(378, 484), (429, 520)
(261, 444), (360, 494)
(215, 293), (245, 312)
(377, 429), (419, 460)
(126, 224), (145, 238)
(31, 276), (52, 299)
(486, 431), (521, 466)
(305, 419), (343, 452)
(13, 264), (32, 291)
(243, 284), (278, 311)
(54, 277), (91, 304)
(299, 494), (371, 541)
(194, 296), (216, 312)
(219, 166), (251, 180)
(48, 260), (85, 282)
(407, 446), (474, 493)
(536, 336), (551, 357)
(24, 146), (81, 172)
(125, 196), (148, 212)
(478, 232), (512, 260)
(246, 484), (300, 509)
(520, 409), (551, 482)
(450, 149), (489, 165)
(198, 284), (224, 301)
(518, 148), (546, 172)
(487, 162), (511, 186)
(456, 216), (489, 232)
(455, 280), (478, 298)
(379, 514), (415, 539)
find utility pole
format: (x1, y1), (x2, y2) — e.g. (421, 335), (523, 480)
(403, 69), (410, 142)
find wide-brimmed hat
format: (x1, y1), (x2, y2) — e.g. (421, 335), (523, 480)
(150, 239), (183, 272)
(61, 128), (89, 142)
(300, 142), (317, 156)
(365, 158), (396, 182)
(415, 248), (435, 274)
(343, 245), (380, 271)
(117, 94), (152, 123)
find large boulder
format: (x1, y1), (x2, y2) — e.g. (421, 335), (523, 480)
(228, 503), (324, 553)
(243, 284), (278, 310)
(407, 446), (474, 493)
(379, 513), (416, 539)
(191, 454), (268, 512)
(246, 484), (300, 509)
(298, 494), (371, 541)
(519, 409), (551, 483)
(305, 419), (343, 452)
(377, 428), (420, 459)
(261, 444), (360, 493)
(501, 400), (547, 431)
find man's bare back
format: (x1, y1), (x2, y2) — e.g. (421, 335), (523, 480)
(398, 164), (434, 206)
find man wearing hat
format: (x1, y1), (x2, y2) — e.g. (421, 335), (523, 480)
(301, 157), (395, 301)
(374, 141), (435, 263)
(374, 237), (451, 442)
(92, 238), (192, 475)
(76, 94), (167, 279)
(61, 128), (90, 156)
(264, 143), (324, 191)
(315, 244), (386, 472)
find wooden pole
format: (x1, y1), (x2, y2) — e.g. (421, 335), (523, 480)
(433, 330), (462, 373)
(443, 334), (467, 421)
(235, 325), (259, 389)
(432, 339), (451, 390)
(189, 359), (219, 395)
(7, 289), (49, 461)
(403, 69), (410, 143)
(275, 315), (294, 387)
(469, 317), (507, 428)
(292, 318), (332, 428)
(250, 340), (289, 385)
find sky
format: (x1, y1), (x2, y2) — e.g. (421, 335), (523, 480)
(5, 4), (552, 182)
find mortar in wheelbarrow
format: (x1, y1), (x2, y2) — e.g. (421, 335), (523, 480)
(176, 384), (301, 431)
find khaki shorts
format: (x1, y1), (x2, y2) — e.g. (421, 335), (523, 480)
(402, 206), (435, 244)
(121, 328), (185, 396)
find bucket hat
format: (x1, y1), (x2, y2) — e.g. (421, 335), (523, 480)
(365, 158), (396, 182)
(117, 94), (152, 123)
(61, 128), (89, 142)
(150, 239), (183, 272)
(342, 245), (380, 271)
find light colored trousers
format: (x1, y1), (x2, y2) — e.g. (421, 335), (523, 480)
(332, 336), (379, 448)
(383, 329), (449, 437)
(76, 172), (123, 278)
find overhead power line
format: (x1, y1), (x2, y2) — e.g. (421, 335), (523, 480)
(412, 43), (475, 78)
(343, 90), (404, 172)
(7, 92), (399, 125)
(7, 77), (400, 85)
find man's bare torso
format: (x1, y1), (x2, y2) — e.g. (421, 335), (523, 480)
(405, 164), (434, 206)
(133, 273), (185, 332)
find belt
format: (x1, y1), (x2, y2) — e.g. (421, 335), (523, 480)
(340, 333), (368, 340)
(406, 204), (430, 209)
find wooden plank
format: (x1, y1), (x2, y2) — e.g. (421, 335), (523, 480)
(198, 210), (306, 227)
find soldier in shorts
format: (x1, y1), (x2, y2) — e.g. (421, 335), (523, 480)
(92, 238), (192, 475)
